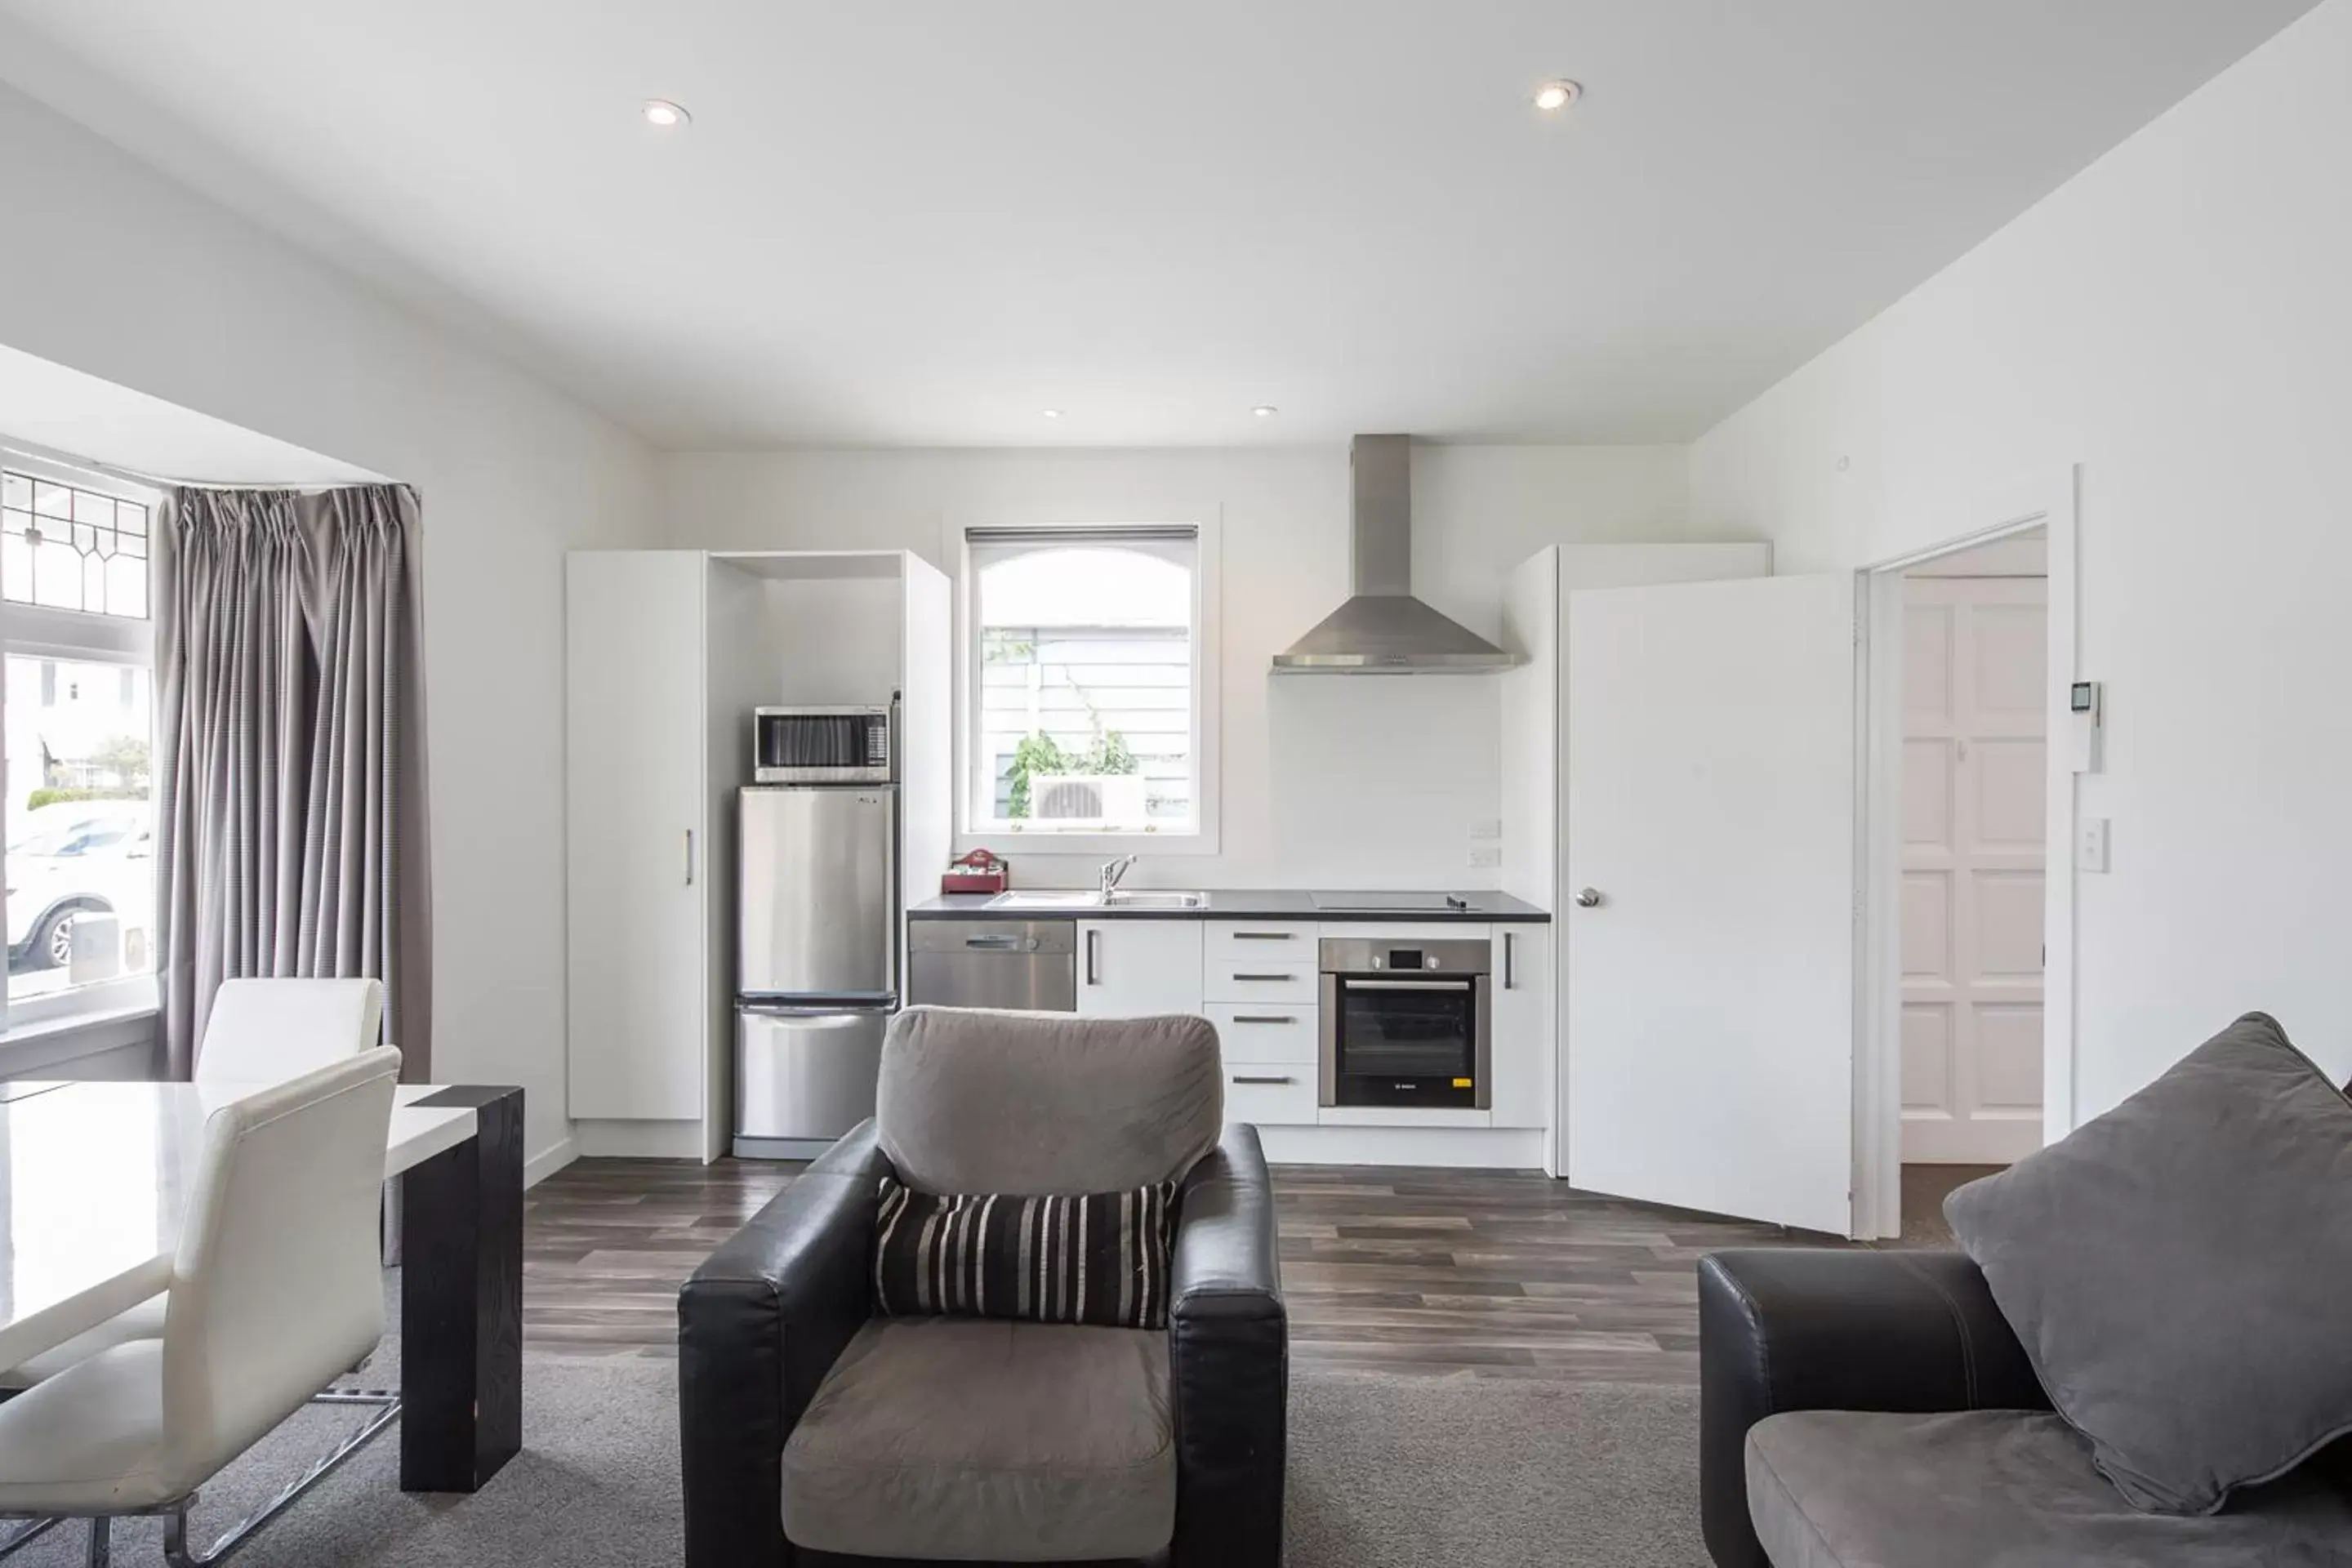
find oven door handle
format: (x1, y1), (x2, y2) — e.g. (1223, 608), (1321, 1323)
(1338, 978), (1478, 991)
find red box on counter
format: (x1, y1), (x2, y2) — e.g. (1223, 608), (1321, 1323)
(942, 849), (1009, 895)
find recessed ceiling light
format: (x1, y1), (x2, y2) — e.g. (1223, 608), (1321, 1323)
(642, 99), (691, 128)
(1252, 406), (1279, 419)
(1041, 408), (1062, 420)
(1533, 80), (1581, 112)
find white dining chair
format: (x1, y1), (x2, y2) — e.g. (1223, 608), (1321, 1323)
(194, 978), (384, 1086)
(0, 978), (386, 1395)
(0, 1047), (403, 1567)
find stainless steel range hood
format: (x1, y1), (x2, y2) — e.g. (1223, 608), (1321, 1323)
(1272, 434), (1513, 675)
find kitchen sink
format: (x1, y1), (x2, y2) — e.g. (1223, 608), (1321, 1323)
(981, 889), (1209, 911)
(986, 889), (1106, 910)
(1103, 890), (1209, 910)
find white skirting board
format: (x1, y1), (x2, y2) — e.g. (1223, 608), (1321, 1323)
(523, 1137), (580, 1189)
(1253, 1125), (1547, 1170)
(573, 1118), (707, 1160)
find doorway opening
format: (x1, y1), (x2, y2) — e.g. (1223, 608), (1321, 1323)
(1854, 476), (2077, 1241)
(1891, 529), (2049, 1238)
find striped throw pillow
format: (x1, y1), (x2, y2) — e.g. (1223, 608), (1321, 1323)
(871, 1178), (1178, 1330)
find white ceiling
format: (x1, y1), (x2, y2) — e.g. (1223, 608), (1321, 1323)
(0, 1), (2317, 450)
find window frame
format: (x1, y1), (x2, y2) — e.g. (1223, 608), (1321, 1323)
(0, 450), (163, 1038)
(952, 514), (1221, 860)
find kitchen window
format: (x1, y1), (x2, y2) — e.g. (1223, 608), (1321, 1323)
(0, 454), (160, 1033)
(960, 522), (1218, 853)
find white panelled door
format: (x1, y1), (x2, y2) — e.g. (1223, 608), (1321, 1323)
(1565, 574), (1858, 1236)
(1899, 577), (2047, 1164)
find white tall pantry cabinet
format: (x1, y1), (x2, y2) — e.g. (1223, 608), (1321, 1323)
(564, 550), (951, 1163)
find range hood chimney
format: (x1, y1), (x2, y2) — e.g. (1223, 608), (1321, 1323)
(1271, 434), (1513, 675)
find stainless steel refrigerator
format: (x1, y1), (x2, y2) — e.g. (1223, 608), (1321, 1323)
(733, 784), (897, 1158)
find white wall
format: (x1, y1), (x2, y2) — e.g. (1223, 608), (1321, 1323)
(1690, 0), (2352, 1117)
(0, 81), (658, 1169)
(661, 445), (1719, 890)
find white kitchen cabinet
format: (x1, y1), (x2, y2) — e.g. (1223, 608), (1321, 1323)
(566, 551), (710, 1125)
(1221, 1071), (1318, 1128)
(1203, 1004), (1316, 1064)
(1204, 921), (1317, 968)
(565, 547), (953, 1163)
(1201, 955), (1317, 1004)
(1487, 924), (1552, 1129)
(1076, 920), (1205, 1018)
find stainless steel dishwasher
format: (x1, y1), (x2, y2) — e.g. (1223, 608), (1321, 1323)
(907, 920), (1077, 1012)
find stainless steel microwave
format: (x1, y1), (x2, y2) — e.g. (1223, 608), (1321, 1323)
(752, 705), (894, 785)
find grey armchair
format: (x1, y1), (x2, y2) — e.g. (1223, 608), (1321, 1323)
(679, 1005), (1289, 1568)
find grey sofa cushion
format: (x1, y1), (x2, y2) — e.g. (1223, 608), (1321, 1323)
(1747, 1410), (2352, 1568)
(878, 1005), (1222, 1195)
(780, 1316), (1175, 1561)
(1943, 1012), (2352, 1514)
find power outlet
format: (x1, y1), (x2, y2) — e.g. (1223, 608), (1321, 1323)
(1468, 845), (1502, 869)
(2076, 817), (2110, 873)
(1468, 818), (1503, 841)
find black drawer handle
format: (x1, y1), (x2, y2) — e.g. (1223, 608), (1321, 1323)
(1232, 932), (1296, 942)
(1230, 1014), (1297, 1025)
(1231, 1075), (1295, 1086)
(1228, 973), (1294, 982)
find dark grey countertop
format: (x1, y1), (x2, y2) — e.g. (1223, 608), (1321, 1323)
(909, 889), (1550, 923)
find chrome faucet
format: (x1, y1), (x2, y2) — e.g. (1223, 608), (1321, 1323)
(1098, 854), (1141, 897)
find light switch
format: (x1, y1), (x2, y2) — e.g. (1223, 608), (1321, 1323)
(2076, 817), (2110, 874)
(1468, 845), (1502, 869)
(1469, 818), (1503, 841)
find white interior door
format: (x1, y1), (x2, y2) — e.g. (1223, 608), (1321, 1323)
(1566, 573), (1858, 1235)
(1899, 577), (2047, 1164)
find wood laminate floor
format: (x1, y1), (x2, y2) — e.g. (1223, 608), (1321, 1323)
(525, 1157), (1852, 1383)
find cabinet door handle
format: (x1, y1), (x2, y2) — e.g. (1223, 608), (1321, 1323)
(1231, 1075), (1294, 1086)
(1229, 973), (1291, 982)
(1230, 1014), (1297, 1025)
(1085, 929), (1101, 987)
(1503, 930), (1516, 991)
(1232, 931), (1295, 942)
(684, 829), (696, 887)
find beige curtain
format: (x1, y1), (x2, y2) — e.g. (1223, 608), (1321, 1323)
(154, 484), (431, 1079)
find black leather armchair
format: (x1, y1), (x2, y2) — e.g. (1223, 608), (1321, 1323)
(679, 1120), (1288, 1568)
(1695, 1249), (2048, 1568)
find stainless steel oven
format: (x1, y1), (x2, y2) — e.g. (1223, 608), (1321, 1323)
(1318, 936), (1491, 1110)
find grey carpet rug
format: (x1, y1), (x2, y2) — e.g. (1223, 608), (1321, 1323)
(6, 1352), (1707, 1566)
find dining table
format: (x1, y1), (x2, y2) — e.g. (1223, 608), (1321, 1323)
(0, 1076), (523, 1493)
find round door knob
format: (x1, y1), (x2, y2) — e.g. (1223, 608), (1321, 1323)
(1574, 888), (1605, 908)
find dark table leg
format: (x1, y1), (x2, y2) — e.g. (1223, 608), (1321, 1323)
(399, 1085), (524, 1492)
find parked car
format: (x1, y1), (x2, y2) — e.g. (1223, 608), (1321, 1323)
(5, 800), (154, 973)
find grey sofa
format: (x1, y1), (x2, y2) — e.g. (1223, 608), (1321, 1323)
(679, 1005), (1289, 1568)
(1696, 1249), (2352, 1566)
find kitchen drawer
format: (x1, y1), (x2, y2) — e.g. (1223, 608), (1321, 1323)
(1205, 1003), (1316, 1064)
(1217, 1066), (1318, 1127)
(1205, 921), (1318, 966)
(1202, 958), (1317, 1004)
